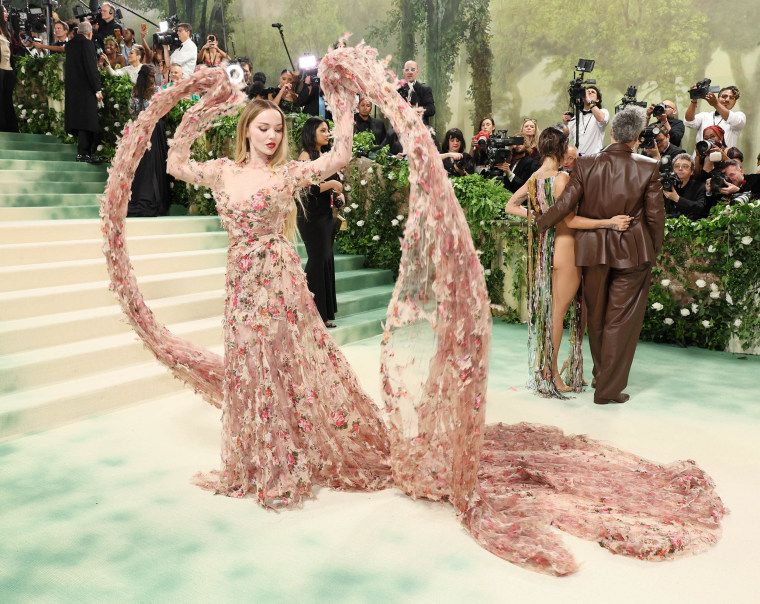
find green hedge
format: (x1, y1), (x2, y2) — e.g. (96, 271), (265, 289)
(14, 55), (759, 352)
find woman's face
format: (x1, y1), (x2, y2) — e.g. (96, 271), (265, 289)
(448, 136), (461, 152)
(128, 47), (140, 65)
(105, 39), (116, 54)
(279, 72), (292, 87)
(315, 121), (330, 149)
(704, 130), (723, 147)
(480, 119), (494, 134)
(248, 109), (284, 159)
(358, 99), (372, 117)
(522, 120), (537, 137)
(673, 159), (693, 183)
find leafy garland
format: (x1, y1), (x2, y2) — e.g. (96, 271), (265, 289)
(15, 56), (759, 352)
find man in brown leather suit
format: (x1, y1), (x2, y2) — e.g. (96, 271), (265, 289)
(537, 106), (665, 404)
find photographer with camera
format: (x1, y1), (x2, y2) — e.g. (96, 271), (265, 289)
(685, 82), (745, 150)
(295, 56), (322, 117)
(562, 86), (609, 156)
(441, 128), (474, 177)
(197, 34), (227, 67)
(693, 125), (728, 180)
(705, 160), (760, 211)
(662, 153), (706, 220)
(354, 98), (386, 145)
(640, 127), (684, 163)
(162, 23), (196, 77)
(646, 100), (684, 147)
(499, 137), (541, 193)
(471, 117), (495, 169)
(93, 3), (122, 50)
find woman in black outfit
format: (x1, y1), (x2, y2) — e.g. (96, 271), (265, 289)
(0, 6), (20, 133)
(441, 128), (474, 176)
(297, 117), (345, 328)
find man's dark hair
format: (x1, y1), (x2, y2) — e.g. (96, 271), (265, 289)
(301, 116), (329, 160)
(586, 85), (603, 108)
(720, 86), (740, 100)
(252, 71), (267, 84)
(54, 20), (69, 32)
(125, 27), (135, 37)
(177, 23), (192, 34)
(538, 126), (569, 163)
(442, 128), (466, 153)
(721, 159), (741, 171)
(726, 147), (744, 162)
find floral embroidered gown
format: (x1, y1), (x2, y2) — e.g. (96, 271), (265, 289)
(101, 49), (726, 576)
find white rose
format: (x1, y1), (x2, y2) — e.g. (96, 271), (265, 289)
(695, 279), (706, 288)
(391, 219), (399, 226)
(356, 220), (365, 227)
(27, 118), (32, 123)
(651, 302), (663, 311)
(360, 179), (367, 185)
(114, 122), (120, 127)
(104, 126), (109, 131)
(710, 282), (719, 291)
(734, 319), (742, 327)
(741, 236), (752, 245)
(46, 132), (51, 136)
(31, 93), (36, 99)
(661, 279), (670, 287)
(372, 235), (380, 241)
(691, 303), (698, 313)
(203, 193), (212, 199)
(484, 269), (491, 276)
(680, 308), (690, 316)
(480, 220), (485, 226)
(707, 245), (716, 253)
(21, 66), (25, 74)
(388, 172), (396, 181)
(734, 260), (742, 268)
(208, 151), (213, 156)
(726, 293), (733, 305)
(702, 320), (711, 328)
(664, 318), (674, 325)
(38, 71), (43, 76)
(710, 291), (720, 299)
(113, 104), (119, 109)
(351, 203), (358, 209)
(344, 184), (351, 191)
(367, 168), (373, 174)
(96, 145), (103, 151)
(32, 109), (37, 114)
(194, 185), (199, 190)
(343, 207), (351, 214)
(375, 209), (380, 215)
(396, 214), (404, 221)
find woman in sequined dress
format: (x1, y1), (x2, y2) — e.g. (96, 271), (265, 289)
(505, 126), (632, 396)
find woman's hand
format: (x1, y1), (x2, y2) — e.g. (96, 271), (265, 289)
(607, 215), (633, 231)
(328, 180), (343, 194)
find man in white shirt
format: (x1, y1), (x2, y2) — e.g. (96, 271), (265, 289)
(562, 86), (609, 156)
(684, 85), (745, 150)
(163, 23), (197, 77)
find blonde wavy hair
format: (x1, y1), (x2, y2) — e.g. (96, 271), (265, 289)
(520, 118), (539, 156)
(234, 99), (301, 240)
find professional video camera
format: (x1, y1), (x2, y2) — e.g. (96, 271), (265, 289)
(480, 130), (524, 179)
(72, 4), (123, 24)
(638, 124), (661, 149)
(658, 158), (681, 192)
(153, 15), (181, 50)
(7, 4), (48, 38)
(689, 78), (720, 100)
(567, 58), (596, 110)
(297, 54), (320, 87)
(615, 85), (647, 114)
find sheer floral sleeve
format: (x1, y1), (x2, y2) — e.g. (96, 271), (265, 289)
(166, 72), (246, 188)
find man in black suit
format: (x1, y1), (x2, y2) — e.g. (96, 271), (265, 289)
(498, 142), (541, 193)
(397, 61), (435, 126)
(64, 20), (102, 162)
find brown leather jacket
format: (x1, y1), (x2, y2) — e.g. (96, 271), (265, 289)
(537, 143), (665, 269)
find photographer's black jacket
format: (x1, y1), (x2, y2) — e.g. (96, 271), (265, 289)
(502, 155), (541, 193)
(667, 179), (706, 220)
(706, 173), (760, 212)
(397, 80), (435, 125)
(354, 114), (387, 145)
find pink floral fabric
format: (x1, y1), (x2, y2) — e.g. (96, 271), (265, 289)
(102, 46), (726, 575)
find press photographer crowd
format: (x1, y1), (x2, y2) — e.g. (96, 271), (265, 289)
(1, 4), (758, 222)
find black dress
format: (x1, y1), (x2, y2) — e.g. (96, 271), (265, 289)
(127, 90), (170, 217)
(297, 174), (338, 323)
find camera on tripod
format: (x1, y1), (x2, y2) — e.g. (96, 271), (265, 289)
(152, 15), (181, 50)
(689, 78), (720, 100)
(567, 58), (596, 110)
(615, 85), (647, 113)
(8, 4), (48, 39)
(73, 4), (123, 24)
